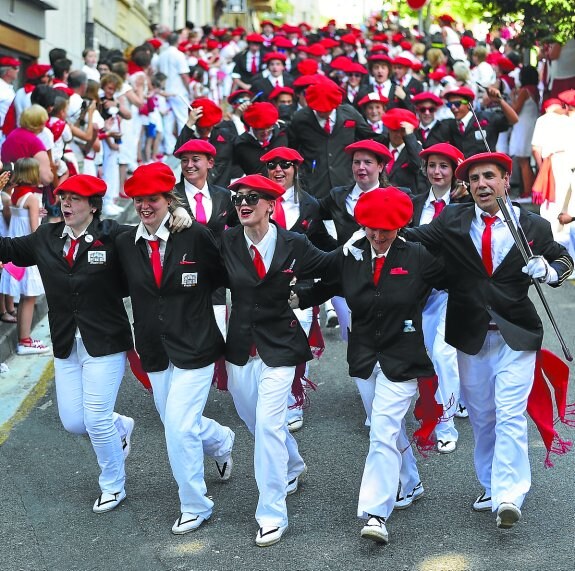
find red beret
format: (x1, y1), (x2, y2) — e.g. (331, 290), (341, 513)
(370, 44), (390, 54)
(54, 174), (107, 198)
(382, 108), (419, 130)
(329, 56), (351, 72)
(320, 38), (340, 49)
(347, 62), (368, 75)
(260, 20), (275, 28)
(146, 38), (163, 50)
(428, 70), (447, 81)
(542, 97), (564, 112)
(486, 53), (501, 66)
(357, 92), (389, 107)
(558, 89), (575, 107)
(282, 24), (301, 35)
(196, 59), (209, 72)
(355, 188), (413, 230)
(372, 34), (388, 42)
(26, 64), (51, 80)
(438, 14), (456, 23)
(260, 146), (304, 164)
(392, 33), (404, 44)
(400, 41), (412, 51)
(293, 73), (322, 88)
(305, 81), (343, 112)
(296, 59), (318, 75)
(212, 29), (227, 38)
(229, 174), (285, 198)
(206, 39), (219, 51)
(272, 36), (294, 49)
(232, 27), (246, 36)
(299, 22), (312, 31)
(340, 34), (357, 46)
(243, 102), (279, 129)
(191, 98), (223, 128)
(345, 140), (393, 163)
(263, 51), (287, 64)
(455, 152), (513, 182)
(412, 92), (443, 107)
(0, 56), (20, 67)
(460, 36), (476, 49)
(307, 43), (327, 57)
(124, 162), (176, 197)
(497, 56), (515, 73)
(419, 143), (464, 166)
(444, 86), (475, 101)
(174, 139), (217, 158)
(393, 56), (413, 68)
(367, 54), (393, 67)
(246, 33), (265, 44)
(178, 40), (191, 52)
(228, 89), (253, 105)
(327, 19), (336, 26)
(411, 61), (423, 72)
(268, 86), (295, 100)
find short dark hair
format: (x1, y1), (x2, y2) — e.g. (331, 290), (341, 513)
(88, 195), (103, 218)
(52, 58), (72, 80)
(49, 48), (67, 66)
(30, 85), (58, 110)
(68, 70), (87, 89)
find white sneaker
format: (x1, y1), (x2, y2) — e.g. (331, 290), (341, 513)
(437, 439), (457, 454)
(16, 339), (50, 355)
(287, 416), (303, 432)
(324, 309), (339, 328)
(93, 489), (126, 513)
(171, 513), (208, 534)
(286, 464), (307, 495)
(454, 404), (469, 418)
(255, 525), (288, 547)
(361, 515), (389, 544)
(496, 503), (521, 529)
(121, 416), (135, 460)
(395, 481), (424, 510)
(472, 492), (492, 512)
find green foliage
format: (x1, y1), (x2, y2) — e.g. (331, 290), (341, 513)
(275, 0), (294, 17)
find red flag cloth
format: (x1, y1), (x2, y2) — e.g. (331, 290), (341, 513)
(127, 348), (152, 392)
(307, 305), (325, 358)
(412, 375), (443, 453)
(212, 355), (228, 391)
(527, 349), (573, 467)
(290, 362), (317, 409)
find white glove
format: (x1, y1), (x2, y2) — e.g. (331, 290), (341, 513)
(522, 255), (551, 283)
(169, 206), (193, 232)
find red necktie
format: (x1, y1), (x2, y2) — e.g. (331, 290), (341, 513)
(251, 245), (266, 279)
(324, 119), (331, 134)
(481, 215), (498, 276)
(371, 123), (379, 132)
(275, 79), (280, 87)
(272, 196), (287, 228)
(386, 149), (398, 174)
(458, 120), (465, 134)
(250, 55), (257, 74)
(432, 199), (445, 219)
(373, 256), (386, 285)
(422, 127), (429, 141)
(149, 240), (162, 287)
(194, 192), (207, 224)
(65, 238), (80, 267)
(376, 84), (384, 97)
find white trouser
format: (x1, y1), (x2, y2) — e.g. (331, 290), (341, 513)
(457, 331), (535, 510)
(213, 303), (227, 339)
(148, 362), (234, 517)
(162, 108), (177, 155)
(286, 307), (312, 422)
(101, 141), (119, 206)
(357, 365), (418, 519)
(227, 358), (305, 528)
(54, 338), (127, 494)
(331, 295), (350, 341)
(422, 289), (460, 442)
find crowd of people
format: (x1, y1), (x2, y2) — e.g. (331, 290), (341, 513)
(0, 12), (574, 548)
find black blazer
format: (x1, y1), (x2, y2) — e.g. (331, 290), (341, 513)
(355, 84), (416, 112)
(232, 49), (266, 85)
(115, 223), (225, 373)
(406, 203), (573, 354)
(221, 223), (337, 367)
(288, 104), (382, 200)
(0, 219), (133, 359)
(233, 125), (288, 176)
(410, 191), (473, 226)
(298, 237), (442, 380)
(415, 120), (450, 149)
(386, 133), (422, 193)
(250, 72), (295, 101)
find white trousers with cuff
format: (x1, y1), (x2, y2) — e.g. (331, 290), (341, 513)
(286, 307), (312, 423)
(227, 357), (305, 528)
(148, 362), (234, 518)
(457, 331), (535, 510)
(54, 337), (127, 495)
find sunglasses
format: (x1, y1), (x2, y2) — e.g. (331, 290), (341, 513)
(234, 98), (250, 105)
(266, 160), (294, 170)
(348, 73), (363, 78)
(417, 106), (436, 113)
(446, 100), (469, 109)
(231, 193), (270, 206)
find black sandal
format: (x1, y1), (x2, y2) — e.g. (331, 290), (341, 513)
(0, 311), (17, 324)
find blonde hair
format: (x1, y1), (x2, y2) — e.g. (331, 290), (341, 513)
(453, 61), (471, 82)
(12, 157), (40, 186)
(20, 104), (48, 132)
(100, 72), (123, 90)
(473, 46), (488, 62)
(426, 48), (445, 68)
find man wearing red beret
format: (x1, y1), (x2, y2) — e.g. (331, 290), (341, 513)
(249, 52), (294, 102)
(231, 34), (267, 91)
(0, 56), (19, 148)
(406, 152), (573, 530)
(412, 92), (450, 150)
(392, 57), (424, 97)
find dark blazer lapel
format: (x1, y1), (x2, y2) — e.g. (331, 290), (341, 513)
(461, 206), (491, 272)
(73, 219), (100, 266)
(231, 227), (261, 281)
(208, 185), (223, 222)
(334, 185), (354, 214)
(176, 180), (193, 213)
(266, 225), (293, 278)
(494, 205), (531, 274)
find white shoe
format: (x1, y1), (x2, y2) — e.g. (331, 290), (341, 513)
(473, 492), (492, 512)
(496, 503), (521, 529)
(454, 404), (469, 418)
(395, 481), (424, 510)
(287, 417), (303, 432)
(214, 430), (234, 481)
(324, 309), (339, 328)
(361, 515), (389, 544)
(93, 489), (126, 513)
(16, 339), (50, 355)
(121, 416), (135, 460)
(255, 525), (288, 547)
(286, 464), (307, 495)
(171, 513), (208, 534)
(437, 439), (457, 454)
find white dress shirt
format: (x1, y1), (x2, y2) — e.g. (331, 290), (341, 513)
(419, 189), (452, 226)
(346, 183), (379, 216)
(184, 179), (213, 222)
(244, 223), (278, 272)
(281, 186), (300, 230)
(134, 212), (171, 264)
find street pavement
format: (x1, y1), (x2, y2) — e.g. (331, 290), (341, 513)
(1, 284), (575, 571)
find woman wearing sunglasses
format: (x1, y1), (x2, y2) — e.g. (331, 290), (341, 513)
(260, 147), (337, 432)
(221, 174), (337, 547)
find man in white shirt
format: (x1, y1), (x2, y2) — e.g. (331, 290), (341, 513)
(0, 56), (19, 149)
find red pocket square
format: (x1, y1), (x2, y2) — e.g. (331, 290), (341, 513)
(343, 120), (356, 128)
(179, 260), (196, 265)
(216, 134), (226, 142)
(390, 267), (409, 275)
(92, 240), (104, 247)
(528, 240), (534, 247)
(282, 268), (294, 274)
(400, 162), (409, 168)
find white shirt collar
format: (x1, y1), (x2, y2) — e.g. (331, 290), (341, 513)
(243, 222), (277, 257)
(459, 111), (473, 128)
(424, 188), (451, 208)
(351, 182), (379, 199)
(390, 142), (405, 155)
(61, 222), (91, 240)
(370, 245), (391, 260)
(134, 212), (171, 244)
(283, 186), (295, 203)
(184, 178), (210, 199)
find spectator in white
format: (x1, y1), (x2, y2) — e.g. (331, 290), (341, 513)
(0, 56), (19, 150)
(75, 80), (104, 177)
(81, 49), (100, 83)
(51, 58), (72, 90)
(470, 46), (497, 101)
(157, 32), (191, 155)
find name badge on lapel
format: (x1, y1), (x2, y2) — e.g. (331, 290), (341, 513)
(474, 129), (486, 141)
(88, 251), (106, 264)
(182, 272), (198, 287)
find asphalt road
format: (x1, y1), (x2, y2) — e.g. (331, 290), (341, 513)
(1, 285), (575, 571)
